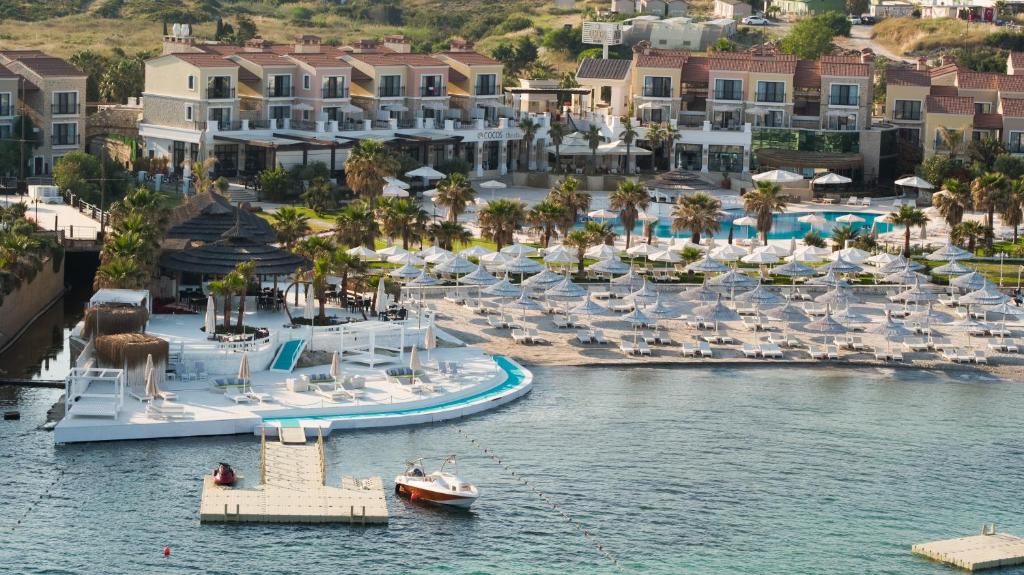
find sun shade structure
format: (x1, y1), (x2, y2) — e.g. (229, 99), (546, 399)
(388, 252), (425, 265)
(707, 269), (757, 289)
(610, 268), (644, 286)
(587, 209), (617, 220)
(679, 281), (720, 302)
(418, 245), (451, 259)
(384, 176), (410, 189)
(815, 286), (860, 306)
(767, 301), (808, 323)
(893, 279), (940, 303)
(501, 243), (538, 257)
(434, 255), (477, 275)
(160, 226), (308, 276)
(805, 308), (848, 336)
(502, 255), (545, 275)
(951, 271), (994, 291)
(894, 175), (934, 189)
(459, 245), (493, 258)
(545, 276), (589, 300)
(347, 245), (379, 260)
(807, 270), (850, 288)
(585, 244), (621, 259)
(710, 244), (748, 261)
(571, 296), (611, 317)
(382, 183), (409, 197)
(164, 192), (277, 244)
(621, 306), (655, 325)
(735, 283), (785, 306)
(588, 257), (631, 274)
(731, 215), (758, 227)
(752, 169), (804, 183)
(958, 284), (1010, 306)
(878, 256), (925, 273)
(866, 252), (899, 266)
(460, 265), (498, 286)
(405, 166), (446, 180)
(483, 275), (522, 298)
(770, 260), (817, 277)
(692, 295), (741, 325)
(378, 245), (409, 258)
(797, 213), (827, 228)
(932, 260), (973, 276)
(817, 255), (863, 275)
(522, 268), (563, 288)
(627, 280), (660, 306)
(643, 297), (675, 319)
(813, 173), (852, 185)
(389, 263), (423, 280)
(832, 307), (870, 326)
(406, 269), (442, 287)
(685, 254), (730, 274)
(829, 247), (870, 264)
(927, 242), (972, 261)
(741, 251), (779, 265)
(882, 267), (932, 285)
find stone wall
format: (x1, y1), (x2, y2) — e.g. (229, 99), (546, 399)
(0, 258), (65, 353)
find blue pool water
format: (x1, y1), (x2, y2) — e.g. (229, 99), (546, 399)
(601, 210), (896, 240)
(264, 355), (528, 427)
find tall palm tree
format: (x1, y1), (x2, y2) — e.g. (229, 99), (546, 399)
(830, 225), (857, 252)
(333, 251), (366, 301)
(375, 197), (427, 249)
(743, 181), (788, 245)
(661, 123), (678, 170)
(233, 260), (256, 330)
(971, 171), (1010, 249)
(295, 234), (336, 261)
(548, 176), (591, 237)
(584, 221), (616, 246)
(103, 231), (149, 264)
(608, 180), (649, 249)
(646, 123), (667, 170)
(344, 140), (399, 207)
(563, 229), (595, 274)
(478, 198), (526, 252)
(222, 270), (246, 330)
(518, 117), (539, 171)
(1003, 177), (1024, 243)
(191, 157), (218, 196)
(618, 117), (639, 174)
(548, 121), (566, 173)
(934, 178), (972, 228)
(671, 192), (722, 245)
(434, 172), (476, 222)
(585, 124), (603, 174)
(269, 207), (311, 251)
(207, 278), (230, 333)
(527, 199), (564, 248)
(334, 201), (379, 248)
(937, 127), (965, 160)
(428, 220), (471, 250)
(888, 205), (929, 256)
(305, 255), (335, 322)
(952, 220), (987, 253)
(94, 256), (147, 290)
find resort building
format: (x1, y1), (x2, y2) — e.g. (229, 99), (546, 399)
(139, 31), (543, 179)
(883, 53), (1024, 158)
(573, 45), (898, 187)
(714, 0), (753, 18)
(0, 50), (87, 176)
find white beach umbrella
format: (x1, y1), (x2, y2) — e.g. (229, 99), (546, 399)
(388, 252), (425, 265)
(685, 254), (730, 274)
(330, 351), (341, 380)
(461, 265), (498, 289)
(418, 245), (451, 259)
(626, 242), (658, 257)
(835, 213), (865, 224)
(543, 249), (578, 265)
(927, 242), (973, 261)
(479, 179), (506, 189)
(932, 260), (973, 276)
(588, 257), (630, 275)
(501, 243), (538, 257)
(711, 244), (748, 261)
(423, 324), (437, 361)
(752, 169), (804, 183)
(435, 255), (477, 275)
(480, 251), (512, 266)
(894, 175), (934, 189)
(422, 188), (439, 200)
(732, 215), (758, 227)
(812, 172), (852, 185)
(409, 345), (422, 372)
(378, 245), (409, 258)
(797, 213), (827, 228)
(347, 245), (379, 260)
(648, 248), (681, 263)
(238, 352), (251, 382)
(204, 295), (216, 338)
(425, 251), (455, 265)
(829, 247), (870, 264)
(144, 353), (159, 399)
(757, 244), (792, 257)
(374, 278), (389, 315)
(588, 208), (617, 220)
(790, 246), (830, 262)
(586, 244), (621, 259)
(385, 176), (410, 189)
(405, 166), (445, 180)
(390, 262), (423, 280)
(382, 183), (410, 197)
(459, 245), (493, 258)
(866, 252), (899, 266)
(741, 250), (779, 265)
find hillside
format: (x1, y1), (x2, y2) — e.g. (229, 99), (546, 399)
(0, 0), (591, 68)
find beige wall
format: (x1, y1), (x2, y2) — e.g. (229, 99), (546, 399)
(885, 84), (928, 122)
(923, 113), (972, 156)
(0, 256), (64, 353)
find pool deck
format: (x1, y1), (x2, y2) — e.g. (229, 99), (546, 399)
(913, 530), (1024, 571)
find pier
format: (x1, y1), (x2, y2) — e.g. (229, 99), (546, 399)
(913, 526), (1024, 571)
(199, 428), (388, 524)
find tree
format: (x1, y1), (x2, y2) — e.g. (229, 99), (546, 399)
(671, 192), (722, 245)
(619, 117), (639, 174)
(952, 220), (987, 252)
(968, 136), (1007, 172)
(53, 151), (102, 204)
(0, 116), (38, 178)
(547, 176), (591, 236)
(938, 127), (966, 160)
(232, 261), (256, 330)
(428, 220), (471, 251)
(994, 154), (1024, 179)
(779, 13), (838, 60)
(743, 181), (788, 245)
(269, 207), (310, 251)
(542, 25), (584, 57)
(190, 157), (218, 195)
(100, 56), (145, 103)
(584, 220), (616, 246)
(345, 140), (399, 207)
(548, 121), (566, 173)
(1003, 177), (1024, 243)
(803, 230), (827, 248)
(585, 124), (602, 174)
(95, 256), (147, 290)
(646, 123), (666, 170)
(333, 251), (366, 301)
(661, 123), (678, 170)
(830, 225), (857, 252)
(933, 178), (972, 228)
(478, 198), (526, 252)
(375, 197), (427, 249)
(847, 0), (869, 16)
(69, 50), (109, 102)
(518, 117), (539, 170)
(301, 176), (335, 213)
(259, 167), (290, 201)
(334, 201), (379, 248)
(888, 205), (929, 256)
(491, 36), (538, 78)
(971, 171), (1010, 249)
(563, 229), (595, 274)
(608, 180), (649, 249)
(434, 172), (476, 222)
(305, 255), (334, 322)
(295, 235), (336, 262)
(527, 200), (563, 248)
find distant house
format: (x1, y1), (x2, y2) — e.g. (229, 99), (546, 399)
(714, 0), (752, 18)
(554, 0), (576, 8)
(611, 0), (637, 13)
(869, 0), (915, 18)
(772, 0), (846, 16)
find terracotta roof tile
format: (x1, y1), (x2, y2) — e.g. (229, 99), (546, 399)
(751, 58), (797, 74)
(233, 53), (295, 67)
(635, 54), (687, 69)
(285, 53), (351, 68)
(437, 51), (500, 66)
(957, 70), (999, 90)
(929, 84), (959, 97)
(926, 95), (974, 115)
(930, 63), (959, 78)
(172, 53), (239, 68)
(820, 61), (869, 77)
(682, 56), (708, 83)
(1000, 97), (1024, 117)
(887, 68), (930, 87)
(1010, 52), (1024, 71)
(996, 75), (1024, 93)
(345, 52), (447, 67)
(973, 112), (1003, 129)
(9, 56), (85, 77)
(577, 58), (632, 80)
(794, 60), (820, 88)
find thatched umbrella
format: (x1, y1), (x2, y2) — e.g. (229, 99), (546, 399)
(95, 333), (169, 393)
(82, 304), (150, 339)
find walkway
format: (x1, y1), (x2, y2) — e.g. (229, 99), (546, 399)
(1, 195), (103, 240)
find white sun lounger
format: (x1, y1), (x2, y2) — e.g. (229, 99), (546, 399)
(903, 337), (929, 352)
(593, 330), (609, 344)
(553, 316), (572, 329)
(487, 316), (508, 329)
(761, 343), (783, 358)
(576, 330), (595, 344)
(619, 340), (638, 355)
(808, 346), (827, 359)
(989, 338), (1019, 353)
(225, 389), (254, 404)
(526, 329), (546, 344)
(698, 341), (713, 357)
(680, 342), (698, 357)
(942, 348), (963, 362)
(826, 345), (839, 360)
(973, 350), (988, 364)
(512, 329), (532, 344)
(742, 343), (760, 358)
(637, 340), (653, 356)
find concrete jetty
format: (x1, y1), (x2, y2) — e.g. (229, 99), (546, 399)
(199, 428), (388, 524)
(913, 526), (1024, 571)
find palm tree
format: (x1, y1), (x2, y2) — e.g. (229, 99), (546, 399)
(952, 220), (987, 253)
(333, 251), (366, 301)
(937, 127), (965, 160)
(548, 121), (566, 173)
(743, 181), (788, 245)
(563, 229), (595, 274)
(548, 176), (591, 237)
(295, 234), (336, 261)
(222, 271), (246, 330)
(301, 177), (335, 213)
(889, 205), (929, 256)
(478, 198), (526, 252)
(103, 231), (149, 264)
(518, 117), (539, 170)
(830, 225), (856, 252)
(934, 178), (972, 228)
(207, 278), (229, 333)
(1003, 177), (1024, 243)
(428, 220), (471, 250)
(94, 256), (147, 290)
(270, 207), (311, 251)
(233, 261), (256, 330)
(618, 117), (639, 174)
(191, 157), (218, 196)
(646, 123), (667, 170)
(584, 221), (616, 246)
(971, 171), (1010, 249)
(376, 198), (428, 249)
(527, 200), (563, 248)
(585, 124), (603, 174)
(608, 180), (649, 249)
(334, 201), (379, 248)
(671, 192), (722, 245)
(434, 172), (476, 222)
(305, 255), (334, 322)
(661, 123), (678, 170)
(344, 140), (399, 207)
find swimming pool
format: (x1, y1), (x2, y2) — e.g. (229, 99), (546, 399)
(602, 210), (895, 240)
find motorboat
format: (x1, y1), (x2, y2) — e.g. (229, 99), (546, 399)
(394, 456), (478, 508)
(213, 463), (236, 486)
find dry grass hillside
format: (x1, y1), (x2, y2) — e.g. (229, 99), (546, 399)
(871, 17), (996, 55)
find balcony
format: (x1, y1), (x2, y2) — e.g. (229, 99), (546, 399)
(755, 92), (786, 103)
(266, 86), (294, 98)
(51, 102), (80, 115)
(892, 110), (922, 121)
(378, 86), (405, 98)
(321, 86), (349, 99)
(51, 133), (80, 146)
(207, 87), (235, 100)
(829, 96), (859, 107)
(418, 85), (447, 97)
(642, 90), (673, 99)
(677, 112), (705, 128)
(713, 90), (742, 101)
(790, 116), (821, 130)
(475, 86), (498, 96)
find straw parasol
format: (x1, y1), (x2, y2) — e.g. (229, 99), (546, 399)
(927, 242), (972, 261)
(878, 256), (925, 273)
(501, 243), (538, 256)
(815, 286), (860, 306)
(951, 271), (994, 291)
(685, 254), (730, 274)
(621, 306), (655, 326)
(505, 290), (543, 323)
(710, 244), (748, 261)
(502, 255), (545, 276)
(626, 242), (658, 258)
(882, 267), (931, 286)
(588, 257), (630, 275)
(807, 270), (850, 288)
(407, 269), (442, 287)
(932, 260), (973, 276)
(770, 260), (817, 277)
(981, 301), (1024, 334)
(522, 268), (563, 289)
(817, 255), (863, 274)
(461, 264), (498, 286)
(798, 213), (827, 228)
(679, 280), (720, 302)
(643, 297), (675, 319)
(805, 307), (848, 343)
(832, 307), (870, 326)
(480, 251), (512, 268)
(959, 284), (1010, 306)
(378, 245), (409, 258)
(735, 282), (785, 306)
(767, 301), (807, 341)
(758, 244), (792, 257)
(435, 255), (476, 275)
(610, 267), (644, 287)
(588, 208), (617, 220)
(627, 280), (660, 306)
(866, 252), (899, 266)
(585, 244), (621, 259)
(459, 245), (493, 258)
(893, 278), (939, 303)
(829, 247), (870, 264)
(571, 296), (611, 318)
(545, 275), (588, 300)
(82, 304), (151, 339)
(543, 249), (578, 265)
(788, 246), (829, 263)
(868, 311), (914, 352)
(741, 250), (780, 265)
(948, 317), (989, 346)
(483, 274), (522, 299)
(390, 262), (423, 280)
(708, 268), (757, 290)
(204, 296), (216, 339)
(692, 295), (740, 332)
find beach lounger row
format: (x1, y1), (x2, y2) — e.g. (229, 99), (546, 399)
(680, 341), (713, 357)
(576, 329), (609, 344)
(512, 328), (547, 345)
(872, 347), (904, 362)
(620, 338), (653, 356)
(988, 338), (1020, 353)
(808, 345), (840, 360)
(942, 348), (987, 364)
(742, 317), (769, 331)
(742, 342), (783, 358)
(146, 402), (191, 420)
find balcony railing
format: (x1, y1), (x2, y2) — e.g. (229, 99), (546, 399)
(51, 102), (80, 115)
(790, 116), (821, 130)
(642, 90), (673, 98)
(266, 86), (294, 98)
(419, 85), (447, 97)
(475, 86), (498, 96)
(378, 86), (405, 98)
(207, 87), (235, 100)
(677, 112), (705, 128)
(829, 96), (859, 106)
(51, 133), (80, 146)
(893, 109), (922, 121)
(713, 90), (742, 101)
(321, 86), (349, 99)
(755, 92), (786, 103)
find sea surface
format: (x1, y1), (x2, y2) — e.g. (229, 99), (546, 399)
(3, 364), (1024, 574)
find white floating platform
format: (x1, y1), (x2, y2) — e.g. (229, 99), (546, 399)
(913, 532), (1024, 571)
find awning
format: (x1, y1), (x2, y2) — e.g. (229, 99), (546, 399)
(383, 104), (408, 112)
(421, 101), (447, 110)
(756, 148), (863, 171)
(338, 103), (363, 114)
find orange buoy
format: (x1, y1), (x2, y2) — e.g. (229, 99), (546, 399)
(163, 547), (170, 557)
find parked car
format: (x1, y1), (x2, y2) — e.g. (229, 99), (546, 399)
(741, 16), (770, 25)
(859, 15), (876, 24)
(848, 15), (863, 25)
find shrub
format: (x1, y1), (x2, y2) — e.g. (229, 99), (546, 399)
(259, 167), (290, 202)
(803, 230), (826, 248)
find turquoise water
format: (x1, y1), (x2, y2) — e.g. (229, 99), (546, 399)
(3, 366), (1024, 573)
(264, 355), (528, 427)
(601, 210), (895, 240)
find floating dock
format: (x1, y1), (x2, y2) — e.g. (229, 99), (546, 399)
(913, 526), (1024, 571)
(199, 427), (388, 524)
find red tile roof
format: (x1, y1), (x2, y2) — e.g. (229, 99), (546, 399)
(635, 54), (687, 69)
(887, 68), (930, 87)
(9, 56), (85, 78)
(233, 53), (295, 67)
(577, 58), (632, 80)
(1010, 52), (1024, 71)
(930, 63), (959, 78)
(820, 61), (869, 77)
(172, 53), (239, 68)
(681, 56), (708, 84)
(708, 53), (797, 74)
(345, 52), (447, 67)
(285, 53), (351, 68)
(957, 70), (999, 89)
(996, 75), (1024, 93)
(794, 60), (821, 88)
(437, 51), (500, 66)
(1001, 97), (1024, 117)
(926, 95), (974, 115)
(929, 84), (959, 97)
(973, 112), (1003, 129)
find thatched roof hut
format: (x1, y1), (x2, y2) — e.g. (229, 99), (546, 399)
(95, 333), (169, 392)
(160, 223), (308, 276)
(164, 192), (277, 245)
(82, 304), (150, 339)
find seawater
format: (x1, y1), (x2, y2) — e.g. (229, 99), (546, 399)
(2, 366), (1023, 574)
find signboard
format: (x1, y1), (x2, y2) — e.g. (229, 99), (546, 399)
(474, 128), (524, 142)
(582, 22), (623, 46)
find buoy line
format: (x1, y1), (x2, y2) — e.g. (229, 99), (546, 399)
(11, 455), (76, 532)
(455, 428), (619, 568)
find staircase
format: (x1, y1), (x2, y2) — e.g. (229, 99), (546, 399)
(228, 184), (258, 204)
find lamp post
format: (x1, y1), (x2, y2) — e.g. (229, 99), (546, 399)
(997, 251), (1007, 287)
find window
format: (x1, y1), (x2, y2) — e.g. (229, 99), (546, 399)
(758, 110), (784, 127)
(897, 127), (920, 147)
(323, 106), (341, 122)
(51, 122), (78, 146)
(187, 75), (195, 91)
(756, 81), (785, 103)
(712, 110), (742, 130)
(269, 105), (290, 121)
(379, 75), (403, 98)
(208, 107), (231, 126)
(1009, 131), (1024, 153)
(714, 79), (742, 100)
(207, 76), (233, 99)
(975, 102), (992, 114)
(52, 92), (78, 115)
(829, 84), (859, 106)
(302, 109), (310, 121)
(828, 113), (858, 131)
(303, 75), (310, 90)
(893, 100), (921, 121)
(475, 74), (497, 96)
(185, 105), (193, 121)
(268, 75), (293, 98)
(0, 124), (11, 140)
(322, 76), (347, 99)
(643, 76), (673, 98)
(0, 92), (10, 117)
(420, 74), (445, 97)
(658, 39), (667, 46)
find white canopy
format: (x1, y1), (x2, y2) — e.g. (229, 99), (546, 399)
(384, 176), (410, 189)
(752, 170), (804, 183)
(812, 173), (852, 185)
(405, 166), (446, 180)
(894, 176), (934, 189)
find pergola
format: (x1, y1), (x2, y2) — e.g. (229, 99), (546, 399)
(755, 149), (864, 172)
(213, 132), (351, 174)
